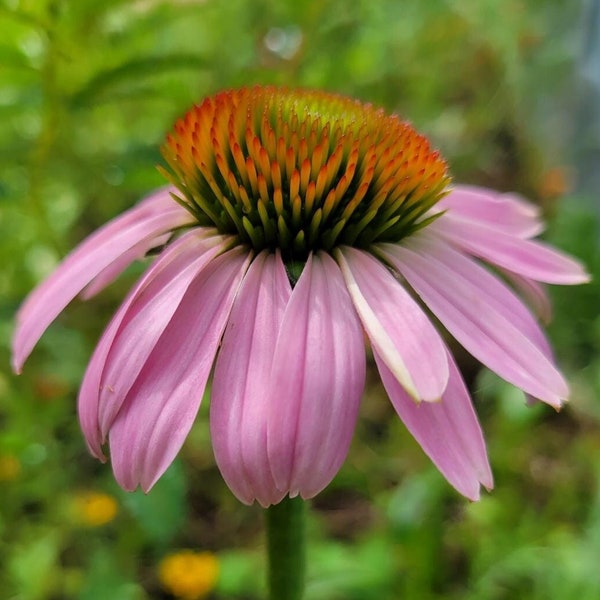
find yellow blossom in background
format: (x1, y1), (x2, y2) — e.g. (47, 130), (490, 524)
(158, 550), (219, 599)
(71, 491), (118, 526)
(0, 455), (21, 481)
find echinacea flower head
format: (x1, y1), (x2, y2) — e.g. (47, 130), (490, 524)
(13, 86), (589, 507)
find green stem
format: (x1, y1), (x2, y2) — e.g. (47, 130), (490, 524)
(266, 496), (306, 600)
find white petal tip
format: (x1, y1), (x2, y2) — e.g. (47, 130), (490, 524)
(422, 395), (443, 404)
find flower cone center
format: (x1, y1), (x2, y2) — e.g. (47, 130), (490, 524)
(161, 86), (450, 260)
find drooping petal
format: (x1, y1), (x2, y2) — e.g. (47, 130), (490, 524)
(133, 186), (187, 215)
(76, 186), (187, 300)
(78, 230), (227, 459)
(438, 185), (543, 238)
(211, 250), (292, 507)
(500, 270), (552, 324)
(383, 235), (554, 358)
(335, 246), (448, 402)
(80, 233), (171, 300)
(12, 191), (193, 372)
(267, 252), (366, 500)
(79, 327), (119, 461)
(375, 348), (493, 501)
(430, 214), (590, 284)
(97, 232), (230, 439)
(381, 235), (569, 407)
(108, 247), (251, 492)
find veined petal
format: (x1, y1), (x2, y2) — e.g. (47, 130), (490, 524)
(211, 250), (292, 507)
(108, 247), (251, 492)
(431, 215), (590, 284)
(80, 233), (171, 300)
(12, 192), (193, 373)
(500, 270), (552, 324)
(79, 327), (118, 461)
(381, 235), (568, 407)
(438, 185), (543, 238)
(77, 186), (188, 300)
(134, 186), (187, 215)
(267, 252), (366, 500)
(381, 236), (553, 358)
(335, 246), (448, 402)
(375, 348), (493, 500)
(98, 232), (230, 439)
(78, 229), (226, 459)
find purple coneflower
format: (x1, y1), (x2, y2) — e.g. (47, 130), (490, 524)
(12, 86), (588, 507)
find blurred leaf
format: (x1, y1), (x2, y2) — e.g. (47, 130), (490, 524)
(8, 530), (61, 600)
(78, 548), (145, 600)
(305, 536), (396, 600)
(70, 54), (210, 107)
(117, 459), (187, 546)
(216, 550), (264, 598)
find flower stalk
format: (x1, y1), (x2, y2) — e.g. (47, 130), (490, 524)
(266, 496), (306, 600)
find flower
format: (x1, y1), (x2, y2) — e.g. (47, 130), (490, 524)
(71, 491), (118, 526)
(12, 86), (589, 506)
(158, 551), (219, 599)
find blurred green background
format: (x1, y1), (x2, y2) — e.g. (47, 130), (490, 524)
(1, 0), (600, 598)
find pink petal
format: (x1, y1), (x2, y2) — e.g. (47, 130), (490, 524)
(78, 230), (226, 459)
(12, 191), (193, 373)
(335, 246), (448, 402)
(108, 247), (251, 492)
(133, 186), (187, 215)
(97, 233), (230, 439)
(78, 186), (187, 300)
(500, 270), (552, 324)
(438, 185), (543, 238)
(80, 233), (171, 300)
(381, 235), (568, 407)
(431, 214), (590, 284)
(375, 348), (493, 500)
(267, 252), (366, 500)
(79, 327), (119, 461)
(211, 250), (292, 507)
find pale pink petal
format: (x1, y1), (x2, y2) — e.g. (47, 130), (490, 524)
(108, 247), (251, 492)
(430, 216), (590, 285)
(438, 185), (543, 238)
(79, 327), (118, 461)
(80, 233), (170, 300)
(267, 252), (366, 500)
(12, 193), (193, 373)
(132, 186), (187, 215)
(335, 246), (448, 402)
(381, 235), (568, 408)
(211, 251), (292, 507)
(383, 236), (553, 359)
(78, 230), (226, 459)
(500, 270), (552, 324)
(97, 233), (230, 439)
(375, 348), (493, 500)
(79, 186), (189, 299)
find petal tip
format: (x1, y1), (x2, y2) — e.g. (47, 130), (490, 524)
(11, 357), (23, 375)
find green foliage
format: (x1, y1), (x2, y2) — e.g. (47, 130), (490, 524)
(1, 0), (599, 598)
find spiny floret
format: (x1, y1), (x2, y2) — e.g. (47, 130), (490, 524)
(161, 85), (450, 258)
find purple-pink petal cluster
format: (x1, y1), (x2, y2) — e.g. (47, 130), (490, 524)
(12, 88), (589, 507)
